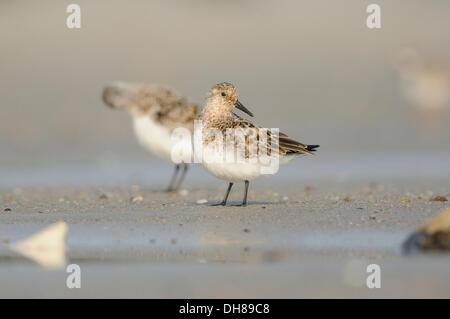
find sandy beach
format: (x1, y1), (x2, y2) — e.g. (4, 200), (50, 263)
(1, 158), (449, 298)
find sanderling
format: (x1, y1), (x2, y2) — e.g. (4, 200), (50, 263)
(394, 47), (449, 128)
(103, 82), (199, 191)
(194, 82), (319, 206)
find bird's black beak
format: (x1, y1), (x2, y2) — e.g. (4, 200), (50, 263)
(235, 100), (254, 117)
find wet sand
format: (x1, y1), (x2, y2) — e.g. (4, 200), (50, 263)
(1, 173), (449, 298)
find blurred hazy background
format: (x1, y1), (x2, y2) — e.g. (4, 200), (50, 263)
(1, 0), (449, 185)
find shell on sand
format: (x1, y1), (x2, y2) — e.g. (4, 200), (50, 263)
(10, 221), (68, 269)
(421, 208), (450, 234)
(402, 208), (450, 254)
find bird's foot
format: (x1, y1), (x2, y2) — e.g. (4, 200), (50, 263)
(233, 202), (247, 207)
(211, 201), (226, 206)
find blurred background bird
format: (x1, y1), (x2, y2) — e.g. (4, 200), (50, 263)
(103, 82), (199, 191)
(394, 47), (450, 131)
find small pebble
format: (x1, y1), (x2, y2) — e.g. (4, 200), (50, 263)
(262, 250), (284, 263)
(400, 199), (411, 203)
(196, 199), (208, 204)
(99, 194), (108, 200)
(344, 196), (351, 202)
(131, 195), (143, 203)
(431, 196), (448, 202)
(243, 228), (250, 233)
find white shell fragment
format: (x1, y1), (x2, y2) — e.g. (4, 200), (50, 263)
(10, 221), (68, 269)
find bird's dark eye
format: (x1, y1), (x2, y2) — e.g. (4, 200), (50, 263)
(221, 92), (227, 97)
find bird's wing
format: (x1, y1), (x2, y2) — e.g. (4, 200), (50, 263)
(231, 114), (319, 156)
(278, 132), (319, 155)
(146, 87), (199, 131)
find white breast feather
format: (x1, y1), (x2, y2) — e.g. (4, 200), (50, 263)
(133, 116), (175, 162)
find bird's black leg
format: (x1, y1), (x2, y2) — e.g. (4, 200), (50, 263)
(239, 180), (250, 206)
(212, 182), (233, 206)
(166, 164), (180, 192)
(173, 163), (188, 191)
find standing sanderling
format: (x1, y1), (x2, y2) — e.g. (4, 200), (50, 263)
(102, 82), (199, 191)
(194, 82), (319, 206)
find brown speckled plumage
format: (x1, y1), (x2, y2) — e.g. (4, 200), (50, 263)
(103, 82), (199, 132)
(200, 82), (318, 158)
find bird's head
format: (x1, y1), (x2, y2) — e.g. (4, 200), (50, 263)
(206, 82), (253, 117)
